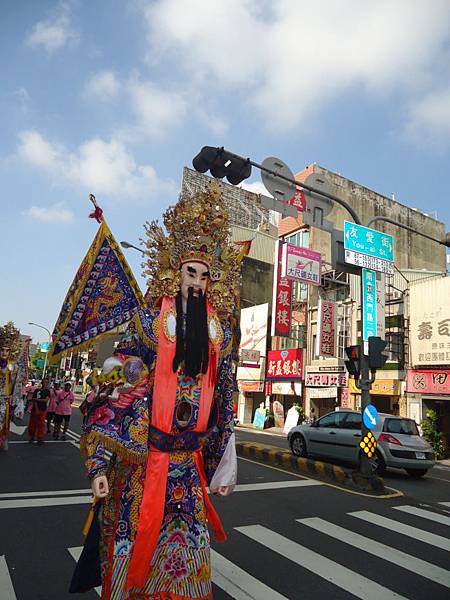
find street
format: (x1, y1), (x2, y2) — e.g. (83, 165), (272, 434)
(1, 412), (449, 600)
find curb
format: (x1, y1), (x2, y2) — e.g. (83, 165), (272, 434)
(236, 441), (402, 498)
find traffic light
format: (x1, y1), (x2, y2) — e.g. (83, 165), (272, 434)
(368, 336), (388, 370)
(345, 345), (361, 378)
(192, 146), (252, 185)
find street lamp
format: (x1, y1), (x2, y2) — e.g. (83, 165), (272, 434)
(28, 322), (51, 380)
(120, 241), (145, 256)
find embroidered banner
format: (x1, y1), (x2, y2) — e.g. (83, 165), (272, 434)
(49, 220), (144, 361)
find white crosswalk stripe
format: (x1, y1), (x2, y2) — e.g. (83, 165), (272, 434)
(349, 510), (450, 551)
(394, 504), (450, 526)
(64, 500), (450, 599)
(298, 517), (450, 588)
(0, 556), (16, 600)
(236, 524), (408, 599)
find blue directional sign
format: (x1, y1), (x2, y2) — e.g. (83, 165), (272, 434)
(363, 404), (378, 430)
(344, 222), (394, 262)
(362, 269), (377, 341)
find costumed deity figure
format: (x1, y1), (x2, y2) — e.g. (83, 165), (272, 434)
(71, 184), (240, 599)
(0, 322), (22, 451)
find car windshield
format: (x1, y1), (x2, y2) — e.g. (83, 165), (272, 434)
(383, 418), (419, 436)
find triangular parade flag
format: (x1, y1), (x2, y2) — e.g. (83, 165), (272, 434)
(49, 220), (145, 362)
(234, 238), (254, 263)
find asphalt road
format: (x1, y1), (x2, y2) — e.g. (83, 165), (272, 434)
(1, 411), (449, 599)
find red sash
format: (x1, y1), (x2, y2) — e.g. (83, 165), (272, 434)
(125, 297), (225, 590)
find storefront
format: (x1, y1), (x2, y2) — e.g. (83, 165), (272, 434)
(266, 348), (303, 420)
(406, 369), (450, 450)
(348, 378), (401, 414)
(304, 366), (348, 418)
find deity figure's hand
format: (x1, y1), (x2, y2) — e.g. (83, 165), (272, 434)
(91, 474), (109, 498)
(216, 486), (230, 497)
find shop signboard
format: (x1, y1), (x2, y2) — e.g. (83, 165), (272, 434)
(340, 387), (350, 408)
(238, 381), (264, 393)
(349, 378), (400, 395)
(406, 369), (450, 395)
(271, 241), (292, 337)
(237, 303), (268, 384)
(266, 348), (303, 379)
(281, 244), (321, 286)
(308, 387), (338, 399)
(409, 277), (450, 367)
(305, 369), (347, 387)
(315, 299), (336, 357)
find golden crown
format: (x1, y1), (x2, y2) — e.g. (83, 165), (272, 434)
(142, 181), (241, 314)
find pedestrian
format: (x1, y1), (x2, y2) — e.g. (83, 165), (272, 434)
(24, 379), (37, 413)
(53, 382), (74, 440)
(28, 377), (50, 444)
(46, 381), (61, 434)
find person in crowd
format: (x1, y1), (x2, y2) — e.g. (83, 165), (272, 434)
(28, 378), (50, 444)
(24, 379), (38, 413)
(46, 381), (61, 434)
(53, 382), (75, 440)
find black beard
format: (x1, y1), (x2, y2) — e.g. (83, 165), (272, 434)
(172, 289), (209, 378)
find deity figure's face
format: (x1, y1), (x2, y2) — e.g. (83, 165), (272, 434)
(180, 261), (209, 304)
(0, 347), (9, 361)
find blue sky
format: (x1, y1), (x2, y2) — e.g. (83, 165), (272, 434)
(1, 0), (450, 343)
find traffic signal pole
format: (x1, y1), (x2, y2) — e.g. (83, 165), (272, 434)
(192, 145), (449, 489)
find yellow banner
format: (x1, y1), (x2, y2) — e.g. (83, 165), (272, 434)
(349, 378), (400, 396)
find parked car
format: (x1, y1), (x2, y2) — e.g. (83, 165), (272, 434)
(287, 410), (435, 478)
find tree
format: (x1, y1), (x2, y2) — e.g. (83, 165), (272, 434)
(0, 321), (21, 360)
(421, 409), (445, 459)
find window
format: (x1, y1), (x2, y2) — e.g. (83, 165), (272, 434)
(383, 418), (418, 436)
(286, 229), (310, 249)
(386, 332), (404, 366)
(343, 413), (362, 430)
(317, 412), (346, 428)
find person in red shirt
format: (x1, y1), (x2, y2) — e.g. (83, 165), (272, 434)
(53, 382), (75, 440)
(28, 378), (50, 444)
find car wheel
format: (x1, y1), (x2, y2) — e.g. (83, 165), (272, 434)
(290, 433), (307, 458)
(406, 468), (428, 478)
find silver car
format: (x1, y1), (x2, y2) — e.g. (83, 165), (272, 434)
(287, 410), (435, 478)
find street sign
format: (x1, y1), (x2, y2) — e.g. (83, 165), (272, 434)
(301, 173), (334, 233)
(363, 404), (378, 430)
(344, 221), (394, 262)
(40, 342), (50, 352)
(281, 244), (322, 286)
(344, 249), (394, 274)
(362, 269), (377, 341)
(359, 430), (377, 458)
(36, 359), (45, 369)
(241, 349), (260, 363)
(260, 157), (298, 217)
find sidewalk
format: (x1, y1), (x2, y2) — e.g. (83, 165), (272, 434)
(235, 424), (286, 437)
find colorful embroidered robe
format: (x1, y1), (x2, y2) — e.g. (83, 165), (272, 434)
(76, 304), (236, 600)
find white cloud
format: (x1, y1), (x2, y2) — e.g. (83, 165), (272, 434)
(140, 0), (450, 132)
(13, 88), (30, 113)
(127, 78), (186, 137)
(17, 129), (175, 200)
(25, 202), (74, 223)
(83, 70), (120, 101)
(404, 87), (450, 149)
(239, 181), (270, 196)
(26, 2), (79, 53)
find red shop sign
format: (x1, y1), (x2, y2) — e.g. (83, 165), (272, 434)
(266, 348), (303, 379)
(406, 370), (450, 395)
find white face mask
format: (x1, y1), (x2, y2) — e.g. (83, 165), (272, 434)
(180, 261), (209, 304)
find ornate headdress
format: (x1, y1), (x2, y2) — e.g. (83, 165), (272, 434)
(142, 181), (241, 314)
(0, 321), (21, 361)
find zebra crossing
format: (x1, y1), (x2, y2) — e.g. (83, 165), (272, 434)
(59, 500), (450, 600)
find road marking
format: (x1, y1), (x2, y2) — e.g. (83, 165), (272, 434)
(68, 428), (81, 439)
(211, 550), (288, 599)
(234, 480), (323, 492)
(67, 547), (101, 596)
(236, 525), (407, 600)
(440, 501), (450, 507)
(298, 517), (450, 588)
(0, 555), (16, 600)
(0, 489), (90, 499)
(349, 510), (450, 551)
(394, 505), (450, 527)
(0, 496), (92, 509)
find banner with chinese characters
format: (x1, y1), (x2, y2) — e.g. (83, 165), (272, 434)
(281, 244), (321, 286)
(406, 370), (450, 395)
(315, 299), (336, 357)
(271, 241), (292, 337)
(305, 368), (347, 387)
(266, 348), (303, 379)
(409, 277), (450, 367)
